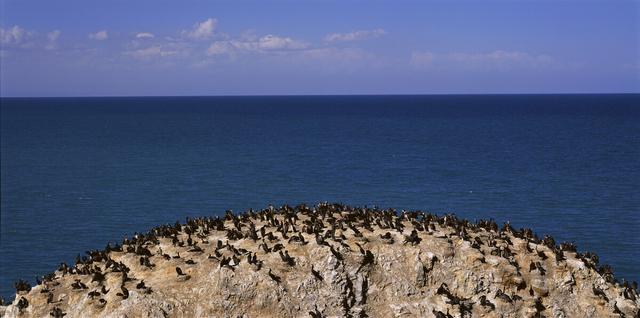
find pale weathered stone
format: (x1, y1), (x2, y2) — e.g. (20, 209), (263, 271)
(1, 204), (638, 318)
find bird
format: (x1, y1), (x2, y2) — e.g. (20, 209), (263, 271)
(91, 272), (106, 285)
(534, 297), (545, 314)
(329, 245), (343, 261)
(268, 269), (281, 284)
(592, 285), (609, 302)
(71, 279), (88, 290)
(49, 306), (66, 318)
(87, 290), (101, 299)
(495, 289), (513, 303)
(17, 296), (29, 312)
(432, 309), (453, 318)
(479, 295), (495, 310)
(309, 305), (324, 318)
(116, 285), (129, 299)
(311, 265), (323, 281)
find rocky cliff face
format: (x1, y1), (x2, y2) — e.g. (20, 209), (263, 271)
(1, 203), (638, 318)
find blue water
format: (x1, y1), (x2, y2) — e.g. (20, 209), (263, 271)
(1, 95), (639, 299)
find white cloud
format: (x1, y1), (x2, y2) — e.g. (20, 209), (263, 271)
(447, 50), (554, 70)
(184, 18), (217, 39)
(45, 30), (61, 50)
(125, 46), (181, 59)
(136, 32), (155, 39)
(1, 25), (29, 45)
(297, 47), (371, 61)
(47, 30), (61, 42)
(448, 50), (552, 64)
(258, 34), (308, 50)
(285, 47), (382, 73)
(206, 34), (308, 56)
(323, 28), (387, 43)
(411, 50), (556, 70)
(410, 51), (435, 68)
(89, 30), (108, 41)
(207, 41), (234, 56)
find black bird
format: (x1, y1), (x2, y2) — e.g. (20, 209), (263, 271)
(88, 290), (101, 299)
(279, 250), (295, 266)
(356, 250), (375, 273)
(554, 249), (565, 263)
(17, 296), (29, 312)
(534, 297), (545, 313)
(309, 305), (324, 318)
(459, 300), (474, 317)
(311, 265), (323, 281)
(525, 240), (533, 253)
(436, 283), (451, 297)
(315, 234), (329, 246)
(71, 279), (88, 290)
(495, 289), (513, 303)
(116, 285), (129, 299)
(613, 302), (624, 317)
(14, 279), (31, 293)
(404, 230), (421, 245)
(268, 269), (281, 284)
(432, 309), (453, 318)
(136, 280), (146, 289)
(91, 271), (106, 285)
(537, 249), (548, 260)
(49, 306), (66, 318)
(623, 286), (637, 301)
(232, 254), (240, 266)
(329, 245), (343, 261)
(176, 266), (186, 276)
(592, 285), (609, 302)
(436, 283), (465, 305)
(479, 295), (495, 310)
(219, 256), (231, 269)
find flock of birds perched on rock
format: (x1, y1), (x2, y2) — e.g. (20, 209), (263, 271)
(1, 202), (638, 317)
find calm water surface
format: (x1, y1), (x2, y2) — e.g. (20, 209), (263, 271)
(1, 95), (639, 298)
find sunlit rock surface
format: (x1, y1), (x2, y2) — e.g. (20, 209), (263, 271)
(2, 203), (638, 317)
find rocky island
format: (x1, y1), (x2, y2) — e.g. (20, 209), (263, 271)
(1, 203), (638, 317)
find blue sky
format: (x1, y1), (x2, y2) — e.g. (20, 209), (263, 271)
(1, 0), (638, 96)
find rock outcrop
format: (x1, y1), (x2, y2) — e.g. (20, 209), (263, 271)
(1, 203), (638, 317)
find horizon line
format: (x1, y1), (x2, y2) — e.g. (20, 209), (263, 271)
(2, 92), (639, 99)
